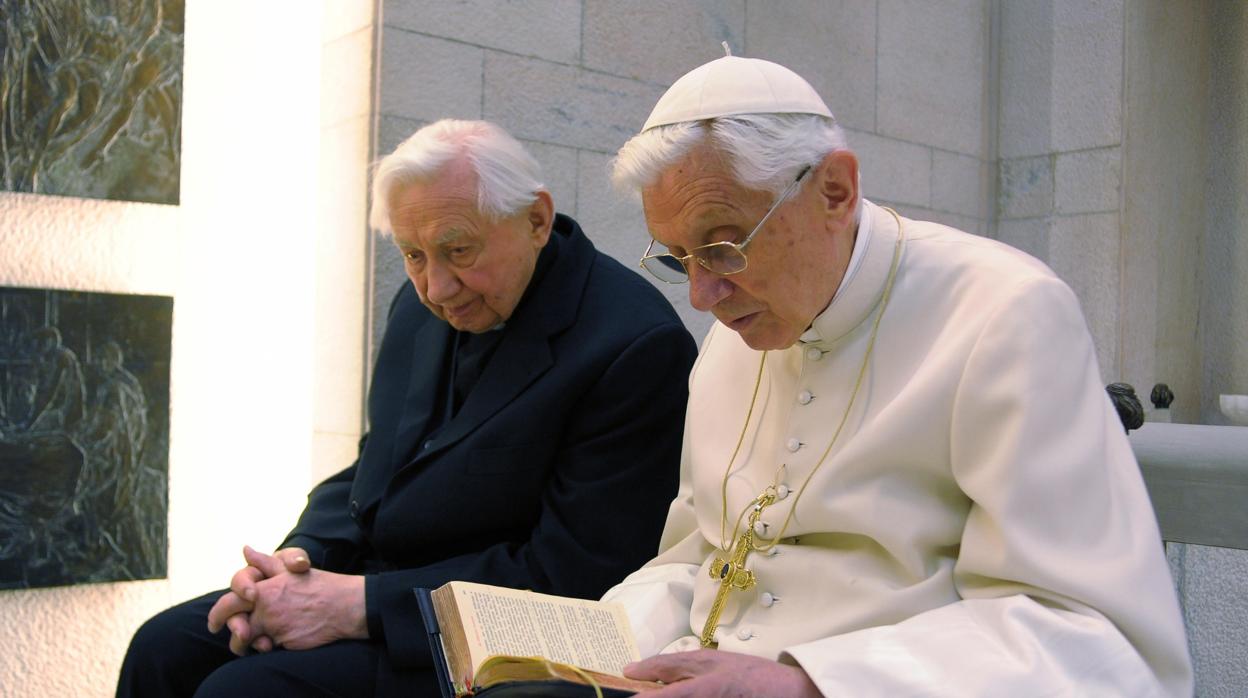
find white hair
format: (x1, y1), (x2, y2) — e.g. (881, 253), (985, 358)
(612, 113), (850, 199)
(369, 119), (546, 234)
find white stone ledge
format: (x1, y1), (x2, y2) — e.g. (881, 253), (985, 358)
(1130, 422), (1248, 550)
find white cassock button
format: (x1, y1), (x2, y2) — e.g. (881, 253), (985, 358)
(763, 547), (779, 557)
(760, 592), (775, 608)
(786, 437), (801, 452)
(753, 520), (771, 538)
(776, 484), (790, 500)
(806, 347), (823, 361)
(797, 390), (813, 405)
(737, 627), (753, 641)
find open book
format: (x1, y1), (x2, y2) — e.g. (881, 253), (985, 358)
(415, 581), (661, 697)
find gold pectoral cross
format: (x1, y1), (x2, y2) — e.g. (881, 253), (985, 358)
(700, 489), (777, 647)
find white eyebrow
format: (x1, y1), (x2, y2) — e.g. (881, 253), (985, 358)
(435, 228), (472, 246)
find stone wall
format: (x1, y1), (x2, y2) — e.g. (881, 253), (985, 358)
(369, 0), (994, 361)
(995, 0), (1248, 428)
(1182, 2), (1248, 695)
(995, 0), (1127, 379)
(1201, 0), (1248, 427)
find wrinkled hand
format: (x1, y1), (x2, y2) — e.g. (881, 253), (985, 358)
(206, 546), (312, 655)
(230, 546), (367, 653)
(253, 554), (366, 651)
(624, 649), (822, 698)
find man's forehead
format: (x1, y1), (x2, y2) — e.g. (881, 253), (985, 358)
(643, 170), (767, 244)
(392, 220), (476, 249)
(390, 182), (482, 243)
(644, 142), (758, 202)
(390, 162), (478, 217)
(644, 195), (739, 229)
(392, 180), (476, 214)
(653, 142), (733, 184)
(645, 172), (739, 215)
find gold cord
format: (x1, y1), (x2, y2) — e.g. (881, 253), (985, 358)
(540, 658), (604, 698)
(717, 208), (906, 554)
(717, 350), (769, 552)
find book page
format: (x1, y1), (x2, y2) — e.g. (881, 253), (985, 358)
(451, 582), (640, 676)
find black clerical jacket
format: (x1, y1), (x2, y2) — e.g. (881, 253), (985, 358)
(281, 214), (696, 677)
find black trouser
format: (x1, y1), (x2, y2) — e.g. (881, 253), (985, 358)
(116, 591), (440, 697)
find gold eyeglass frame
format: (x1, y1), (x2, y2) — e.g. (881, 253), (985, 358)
(639, 165), (812, 284)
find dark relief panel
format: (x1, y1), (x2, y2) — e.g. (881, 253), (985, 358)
(0, 0), (184, 204)
(0, 286), (172, 589)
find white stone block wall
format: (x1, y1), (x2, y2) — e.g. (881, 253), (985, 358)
(1200, 0), (1248, 428)
(996, 0), (1126, 379)
(1183, 4), (1248, 694)
(1118, 0), (1207, 429)
(839, 0), (994, 237)
(371, 0), (995, 355)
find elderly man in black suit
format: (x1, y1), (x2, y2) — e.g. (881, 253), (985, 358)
(117, 119), (697, 697)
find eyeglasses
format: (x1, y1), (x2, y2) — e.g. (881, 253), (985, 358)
(639, 166), (812, 284)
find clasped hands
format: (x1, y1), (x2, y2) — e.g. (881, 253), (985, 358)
(206, 546), (368, 656)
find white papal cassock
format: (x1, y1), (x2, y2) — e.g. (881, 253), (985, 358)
(603, 201), (1193, 696)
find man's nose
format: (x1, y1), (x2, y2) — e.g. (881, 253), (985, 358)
(423, 260), (461, 304)
(687, 263), (733, 311)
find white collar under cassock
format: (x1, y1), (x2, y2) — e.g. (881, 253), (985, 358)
(798, 200), (903, 348)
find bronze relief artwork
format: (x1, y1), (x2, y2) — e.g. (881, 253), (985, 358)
(0, 0), (184, 204)
(0, 286), (171, 589)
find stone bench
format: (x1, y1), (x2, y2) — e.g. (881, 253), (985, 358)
(1129, 421), (1248, 695)
(1130, 422), (1248, 550)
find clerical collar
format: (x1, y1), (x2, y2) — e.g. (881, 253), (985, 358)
(501, 228), (560, 328)
(799, 200), (872, 344)
(799, 200), (901, 346)
(443, 232), (558, 417)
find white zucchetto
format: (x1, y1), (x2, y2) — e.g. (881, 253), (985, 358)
(641, 51), (834, 133)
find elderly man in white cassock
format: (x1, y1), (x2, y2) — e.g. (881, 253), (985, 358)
(601, 50), (1193, 697)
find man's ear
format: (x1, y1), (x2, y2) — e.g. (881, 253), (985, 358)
(527, 190), (555, 247)
(815, 150), (859, 226)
